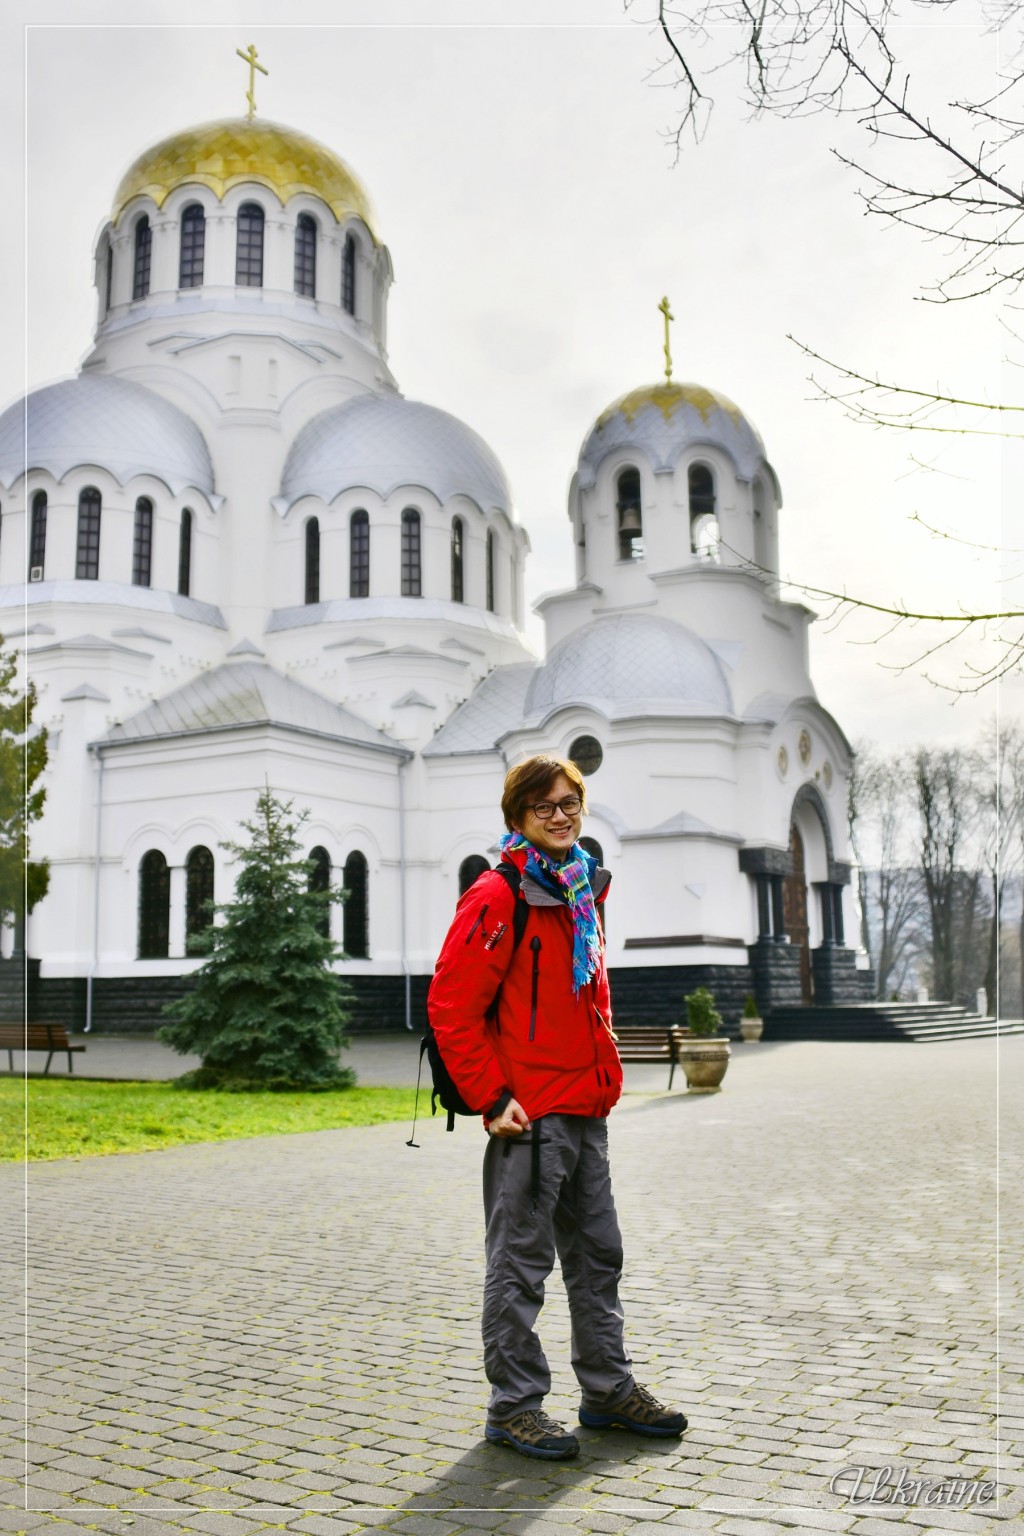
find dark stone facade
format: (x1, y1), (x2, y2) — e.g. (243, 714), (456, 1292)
(747, 939), (804, 1014)
(0, 958), (41, 1024)
(812, 946), (875, 1004)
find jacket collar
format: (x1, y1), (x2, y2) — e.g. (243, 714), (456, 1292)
(501, 845), (611, 903)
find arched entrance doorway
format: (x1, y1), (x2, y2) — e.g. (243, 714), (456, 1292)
(783, 823), (812, 1003)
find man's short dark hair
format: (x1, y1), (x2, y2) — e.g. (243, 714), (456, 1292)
(501, 754), (588, 831)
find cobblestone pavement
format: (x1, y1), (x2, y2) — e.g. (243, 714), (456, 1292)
(2, 1038), (1021, 1536)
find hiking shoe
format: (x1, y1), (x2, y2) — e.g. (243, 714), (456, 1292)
(485, 1407), (580, 1460)
(579, 1382), (687, 1437)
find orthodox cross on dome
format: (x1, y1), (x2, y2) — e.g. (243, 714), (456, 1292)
(658, 295), (675, 383)
(236, 43), (269, 120)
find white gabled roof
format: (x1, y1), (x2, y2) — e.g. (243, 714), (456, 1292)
(98, 659), (408, 756)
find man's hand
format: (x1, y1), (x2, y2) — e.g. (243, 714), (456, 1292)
(487, 1098), (531, 1137)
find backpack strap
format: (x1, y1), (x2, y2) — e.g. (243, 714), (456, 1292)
(484, 862), (528, 1024)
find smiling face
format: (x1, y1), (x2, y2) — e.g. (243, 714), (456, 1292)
(512, 771), (583, 863)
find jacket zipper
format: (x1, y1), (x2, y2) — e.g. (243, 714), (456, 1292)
(465, 905), (488, 944)
(528, 935), (541, 1040)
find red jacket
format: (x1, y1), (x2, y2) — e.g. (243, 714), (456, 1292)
(427, 846), (622, 1122)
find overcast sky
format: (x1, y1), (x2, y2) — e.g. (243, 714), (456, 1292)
(4, 0), (1020, 751)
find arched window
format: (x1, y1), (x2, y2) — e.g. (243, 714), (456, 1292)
(29, 491), (47, 579)
(178, 508), (193, 597)
(76, 488), (101, 580)
(133, 216), (151, 300)
(350, 509), (370, 597)
(132, 497), (153, 587)
(294, 213), (317, 297)
(458, 855), (490, 897)
(304, 516), (320, 604)
(236, 202), (264, 287)
(401, 509), (421, 597)
(308, 846), (331, 939)
(179, 203), (205, 288)
(451, 516), (464, 603)
(138, 850), (170, 959)
(752, 477), (768, 571)
(486, 529), (495, 613)
(689, 464), (719, 560)
(343, 851), (369, 958)
(342, 234), (356, 314)
(104, 241), (113, 313)
(616, 467), (643, 561)
(185, 846), (215, 951)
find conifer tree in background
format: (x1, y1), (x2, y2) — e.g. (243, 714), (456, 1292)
(0, 637), (49, 925)
(160, 788), (353, 1089)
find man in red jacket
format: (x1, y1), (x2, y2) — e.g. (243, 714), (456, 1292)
(428, 754), (686, 1460)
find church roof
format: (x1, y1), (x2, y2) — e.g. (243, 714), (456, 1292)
(278, 393), (513, 515)
(0, 375), (215, 498)
(578, 380), (769, 487)
(525, 613), (733, 721)
(422, 664), (535, 756)
(99, 659), (407, 755)
(110, 117), (377, 236)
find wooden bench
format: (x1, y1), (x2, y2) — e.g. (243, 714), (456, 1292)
(614, 1025), (693, 1089)
(0, 1023), (85, 1075)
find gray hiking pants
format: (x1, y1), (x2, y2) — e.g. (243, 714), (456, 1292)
(482, 1113), (634, 1419)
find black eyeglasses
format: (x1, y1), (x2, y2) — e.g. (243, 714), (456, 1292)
(530, 796), (582, 820)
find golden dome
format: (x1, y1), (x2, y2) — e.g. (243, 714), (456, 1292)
(111, 118), (377, 236)
(596, 381), (746, 429)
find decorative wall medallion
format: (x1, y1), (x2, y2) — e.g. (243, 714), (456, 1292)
(777, 744), (788, 777)
(823, 760), (833, 790)
(798, 729), (812, 765)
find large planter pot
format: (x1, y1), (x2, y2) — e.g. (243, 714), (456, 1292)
(739, 1015), (764, 1043)
(678, 1037), (731, 1093)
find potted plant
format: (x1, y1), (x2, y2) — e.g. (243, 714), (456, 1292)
(677, 986), (731, 1093)
(740, 992), (764, 1043)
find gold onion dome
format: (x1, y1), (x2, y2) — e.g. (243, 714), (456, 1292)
(579, 380), (768, 486)
(111, 117), (377, 236)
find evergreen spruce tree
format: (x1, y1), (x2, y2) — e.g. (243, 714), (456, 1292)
(159, 788), (353, 1089)
(0, 636), (49, 924)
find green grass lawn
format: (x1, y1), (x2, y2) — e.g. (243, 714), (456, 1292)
(0, 1077), (420, 1162)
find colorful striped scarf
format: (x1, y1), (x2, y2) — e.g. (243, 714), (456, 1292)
(500, 831), (602, 994)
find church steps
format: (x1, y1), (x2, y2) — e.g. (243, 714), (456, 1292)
(765, 1003), (1024, 1042)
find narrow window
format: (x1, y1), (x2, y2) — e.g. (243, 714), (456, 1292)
(132, 497), (153, 587)
(178, 508), (193, 597)
(451, 516), (464, 603)
(308, 846), (331, 939)
(401, 508), (421, 597)
(179, 202), (206, 288)
(133, 216), (151, 300)
(343, 851), (369, 958)
(485, 529), (495, 613)
(29, 491), (47, 578)
(350, 509), (369, 597)
(138, 850), (170, 959)
(104, 241), (113, 313)
(579, 836), (607, 938)
(185, 846), (215, 951)
(689, 464), (719, 559)
(294, 213), (317, 297)
(342, 234), (356, 315)
(616, 467), (643, 560)
(76, 487), (101, 580)
(458, 855), (490, 897)
(305, 516), (320, 604)
(236, 202), (264, 287)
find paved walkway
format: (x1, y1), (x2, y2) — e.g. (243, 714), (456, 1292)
(2, 1037), (1021, 1535)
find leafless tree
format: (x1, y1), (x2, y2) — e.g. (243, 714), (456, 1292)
(914, 745), (977, 999)
(851, 744), (927, 996)
(632, 0), (1024, 686)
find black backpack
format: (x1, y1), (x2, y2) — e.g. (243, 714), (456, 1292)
(409, 862), (529, 1140)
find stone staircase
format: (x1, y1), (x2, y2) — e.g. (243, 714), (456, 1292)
(765, 1002), (1024, 1042)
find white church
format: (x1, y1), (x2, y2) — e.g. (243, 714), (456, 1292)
(0, 98), (870, 1035)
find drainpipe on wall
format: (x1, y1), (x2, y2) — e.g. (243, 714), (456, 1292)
(398, 755), (412, 1031)
(84, 743), (104, 1033)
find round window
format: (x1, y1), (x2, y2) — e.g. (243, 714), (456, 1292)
(569, 735), (603, 775)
